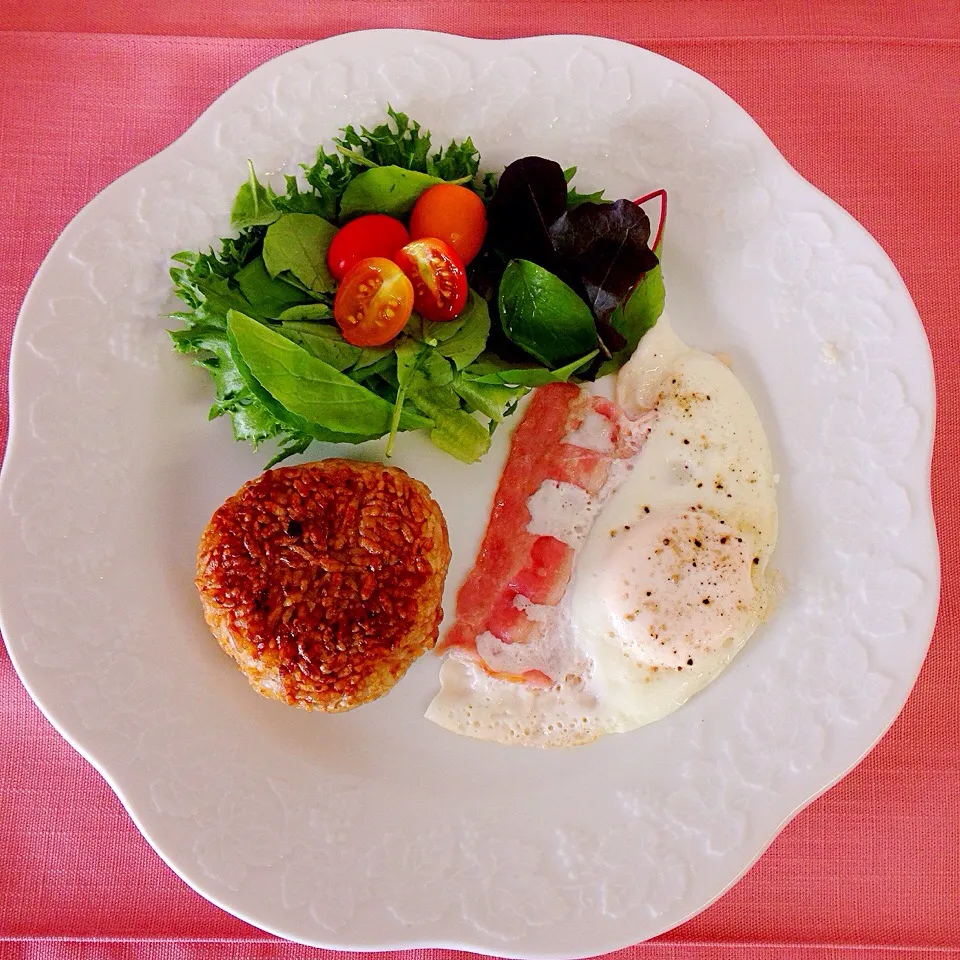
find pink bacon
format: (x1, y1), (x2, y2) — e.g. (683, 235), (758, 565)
(439, 381), (648, 681)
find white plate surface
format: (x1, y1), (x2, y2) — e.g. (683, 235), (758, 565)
(0, 30), (939, 957)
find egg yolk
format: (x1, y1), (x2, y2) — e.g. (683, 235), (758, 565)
(601, 509), (760, 670)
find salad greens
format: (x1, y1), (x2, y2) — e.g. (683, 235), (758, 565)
(497, 260), (597, 366)
(261, 214), (338, 293)
(548, 198), (659, 322)
(340, 167), (460, 220)
(484, 156), (662, 364)
(169, 108), (666, 467)
(227, 311), (428, 436)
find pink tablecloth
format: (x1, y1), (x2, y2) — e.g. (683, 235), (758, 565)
(1, 2), (957, 957)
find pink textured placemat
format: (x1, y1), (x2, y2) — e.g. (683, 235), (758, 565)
(0, 3), (957, 956)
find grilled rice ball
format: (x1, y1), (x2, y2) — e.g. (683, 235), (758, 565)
(196, 459), (451, 712)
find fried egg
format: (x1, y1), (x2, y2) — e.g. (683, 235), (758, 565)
(426, 313), (778, 746)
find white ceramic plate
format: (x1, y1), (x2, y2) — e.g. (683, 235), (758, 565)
(0, 30), (938, 956)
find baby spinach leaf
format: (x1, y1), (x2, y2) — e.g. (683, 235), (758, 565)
(463, 350), (598, 386)
(498, 260), (598, 367)
(276, 321), (363, 371)
(227, 311), (429, 435)
(547, 199), (659, 322)
(230, 162), (281, 230)
(339, 166), (444, 220)
(452, 374), (526, 422)
(353, 344), (394, 373)
(598, 215), (667, 374)
(262, 213), (337, 293)
(276, 303), (333, 322)
(610, 264), (665, 351)
(235, 256), (311, 318)
(228, 327), (374, 445)
(432, 291), (490, 369)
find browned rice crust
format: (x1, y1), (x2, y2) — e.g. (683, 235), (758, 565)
(196, 459), (450, 711)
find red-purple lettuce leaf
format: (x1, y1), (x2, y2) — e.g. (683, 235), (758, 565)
(547, 199), (659, 323)
(480, 158), (663, 373)
(486, 156), (569, 270)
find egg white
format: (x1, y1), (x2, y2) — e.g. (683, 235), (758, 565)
(425, 314), (778, 746)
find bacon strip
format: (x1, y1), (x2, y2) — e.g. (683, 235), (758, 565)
(440, 381), (649, 679)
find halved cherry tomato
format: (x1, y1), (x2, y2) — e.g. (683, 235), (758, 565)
(327, 214), (410, 281)
(393, 239), (469, 322)
(333, 257), (414, 346)
(409, 184), (487, 265)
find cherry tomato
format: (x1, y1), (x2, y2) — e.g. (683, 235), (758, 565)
(409, 184), (487, 265)
(393, 239), (469, 322)
(333, 257), (414, 346)
(327, 214), (410, 281)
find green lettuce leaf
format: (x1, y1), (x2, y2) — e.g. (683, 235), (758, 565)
(463, 350), (597, 386)
(227, 311), (429, 436)
(498, 260), (598, 366)
(235, 256), (312, 318)
(452, 374), (526, 422)
(262, 214), (338, 293)
(339, 166), (445, 220)
(230, 162), (281, 230)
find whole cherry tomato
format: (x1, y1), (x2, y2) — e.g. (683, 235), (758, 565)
(327, 214), (410, 282)
(409, 184), (487, 265)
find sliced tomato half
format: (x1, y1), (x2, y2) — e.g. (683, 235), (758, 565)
(393, 238), (469, 322)
(333, 257), (413, 347)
